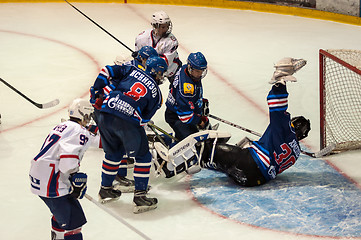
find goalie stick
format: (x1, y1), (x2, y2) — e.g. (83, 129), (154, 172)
(209, 114), (335, 158)
(0, 78), (59, 109)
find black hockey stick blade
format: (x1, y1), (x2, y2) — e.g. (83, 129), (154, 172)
(301, 143), (336, 158)
(0, 77), (60, 109)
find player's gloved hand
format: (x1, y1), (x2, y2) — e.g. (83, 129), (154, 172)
(93, 98), (103, 110)
(90, 87), (103, 110)
(87, 124), (99, 135)
(269, 58), (307, 85)
(69, 172), (87, 199)
(198, 116), (210, 130)
(202, 98), (209, 116)
(90, 87), (98, 104)
(131, 51), (138, 58)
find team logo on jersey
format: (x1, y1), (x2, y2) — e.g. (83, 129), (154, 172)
(183, 83), (194, 94)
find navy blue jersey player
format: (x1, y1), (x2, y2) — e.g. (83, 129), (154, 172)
(165, 52), (210, 141)
(90, 46), (158, 112)
(96, 56), (167, 213)
(89, 46), (158, 194)
(201, 57), (310, 186)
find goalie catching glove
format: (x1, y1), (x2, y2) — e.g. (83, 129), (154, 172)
(270, 57), (307, 85)
(69, 172), (87, 199)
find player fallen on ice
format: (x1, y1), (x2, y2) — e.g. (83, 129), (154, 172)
(90, 46), (158, 193)
(153, 58), (311, 187)
(96, 56), (168, 213)
(29, 99), (95, 240)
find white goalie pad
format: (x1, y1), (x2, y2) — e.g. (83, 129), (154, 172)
(154, 130), (231, 174)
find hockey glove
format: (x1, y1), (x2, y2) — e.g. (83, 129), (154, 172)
(90, 87), (103, 110)
(90, 86), (98, 103)
(202, 98), (210, 116)
(198, 116), (210, 130)
(69, 172), (87, 199)
(87, 124), (99, 135)
(131, 51), (139, 59)
(269, 58), (307, 85)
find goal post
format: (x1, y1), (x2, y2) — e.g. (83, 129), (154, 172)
(319, 49), (361, 152)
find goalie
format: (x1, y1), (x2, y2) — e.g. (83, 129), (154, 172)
(153, 58), (311, 187)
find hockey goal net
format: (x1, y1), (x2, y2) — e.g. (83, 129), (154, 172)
(320, 49), (361, 152)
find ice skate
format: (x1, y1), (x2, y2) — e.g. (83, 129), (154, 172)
(133, 190), (158, 214)
(113, 175), (135, 193)
(98, 186), (121, 204)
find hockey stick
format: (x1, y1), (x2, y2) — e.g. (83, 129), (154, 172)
(147, 122), (179, 142)
(84, 194), (152, 240)
(209, 114), (335, 158)
(0, 77), (59, 109)
(300, 143), (336, 158)
(64, 0), (134, 53)
(209, 114), (262, 137)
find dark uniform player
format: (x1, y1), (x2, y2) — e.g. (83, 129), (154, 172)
(201, 57), (310, 186)
(165, 52), (210, 141)
(96, 56), (167, 213)
(89, 46), (158, 193)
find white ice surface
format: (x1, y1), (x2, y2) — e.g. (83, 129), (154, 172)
(0, 3), (360, 240)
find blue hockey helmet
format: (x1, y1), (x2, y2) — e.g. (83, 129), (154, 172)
(187, 52), (208, 81)
(145, 56), (168, 84)
(137, 46), (158, 62)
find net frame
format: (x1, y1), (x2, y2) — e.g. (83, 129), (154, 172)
(319, 49), (361, 152)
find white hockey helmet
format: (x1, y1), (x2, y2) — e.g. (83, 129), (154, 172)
(68, 98), (94, 124)
(151, 10), (172, 34)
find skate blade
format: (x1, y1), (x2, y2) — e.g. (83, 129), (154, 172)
(113, 184), (135, 193)
(98, 196), (120, 204)
(133, 204), (157, 214)
(113, 184), (152, 193)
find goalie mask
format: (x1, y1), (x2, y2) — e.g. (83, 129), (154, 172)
(151, 11), (172, 36)
(187, 52), (208, 81)
(291, 116), (311, 141)
(68, 98), (94, 126)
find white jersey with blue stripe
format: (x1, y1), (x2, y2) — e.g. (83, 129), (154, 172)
(29, 121), (94, 198)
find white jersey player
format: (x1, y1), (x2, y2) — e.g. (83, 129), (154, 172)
(135, 10), (182, 83)
(29, 99), (95, 240)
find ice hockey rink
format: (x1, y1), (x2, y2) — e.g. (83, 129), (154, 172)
(0, 2), (361, 240)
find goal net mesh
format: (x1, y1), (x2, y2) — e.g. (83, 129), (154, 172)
(320, 49), (361, 152)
